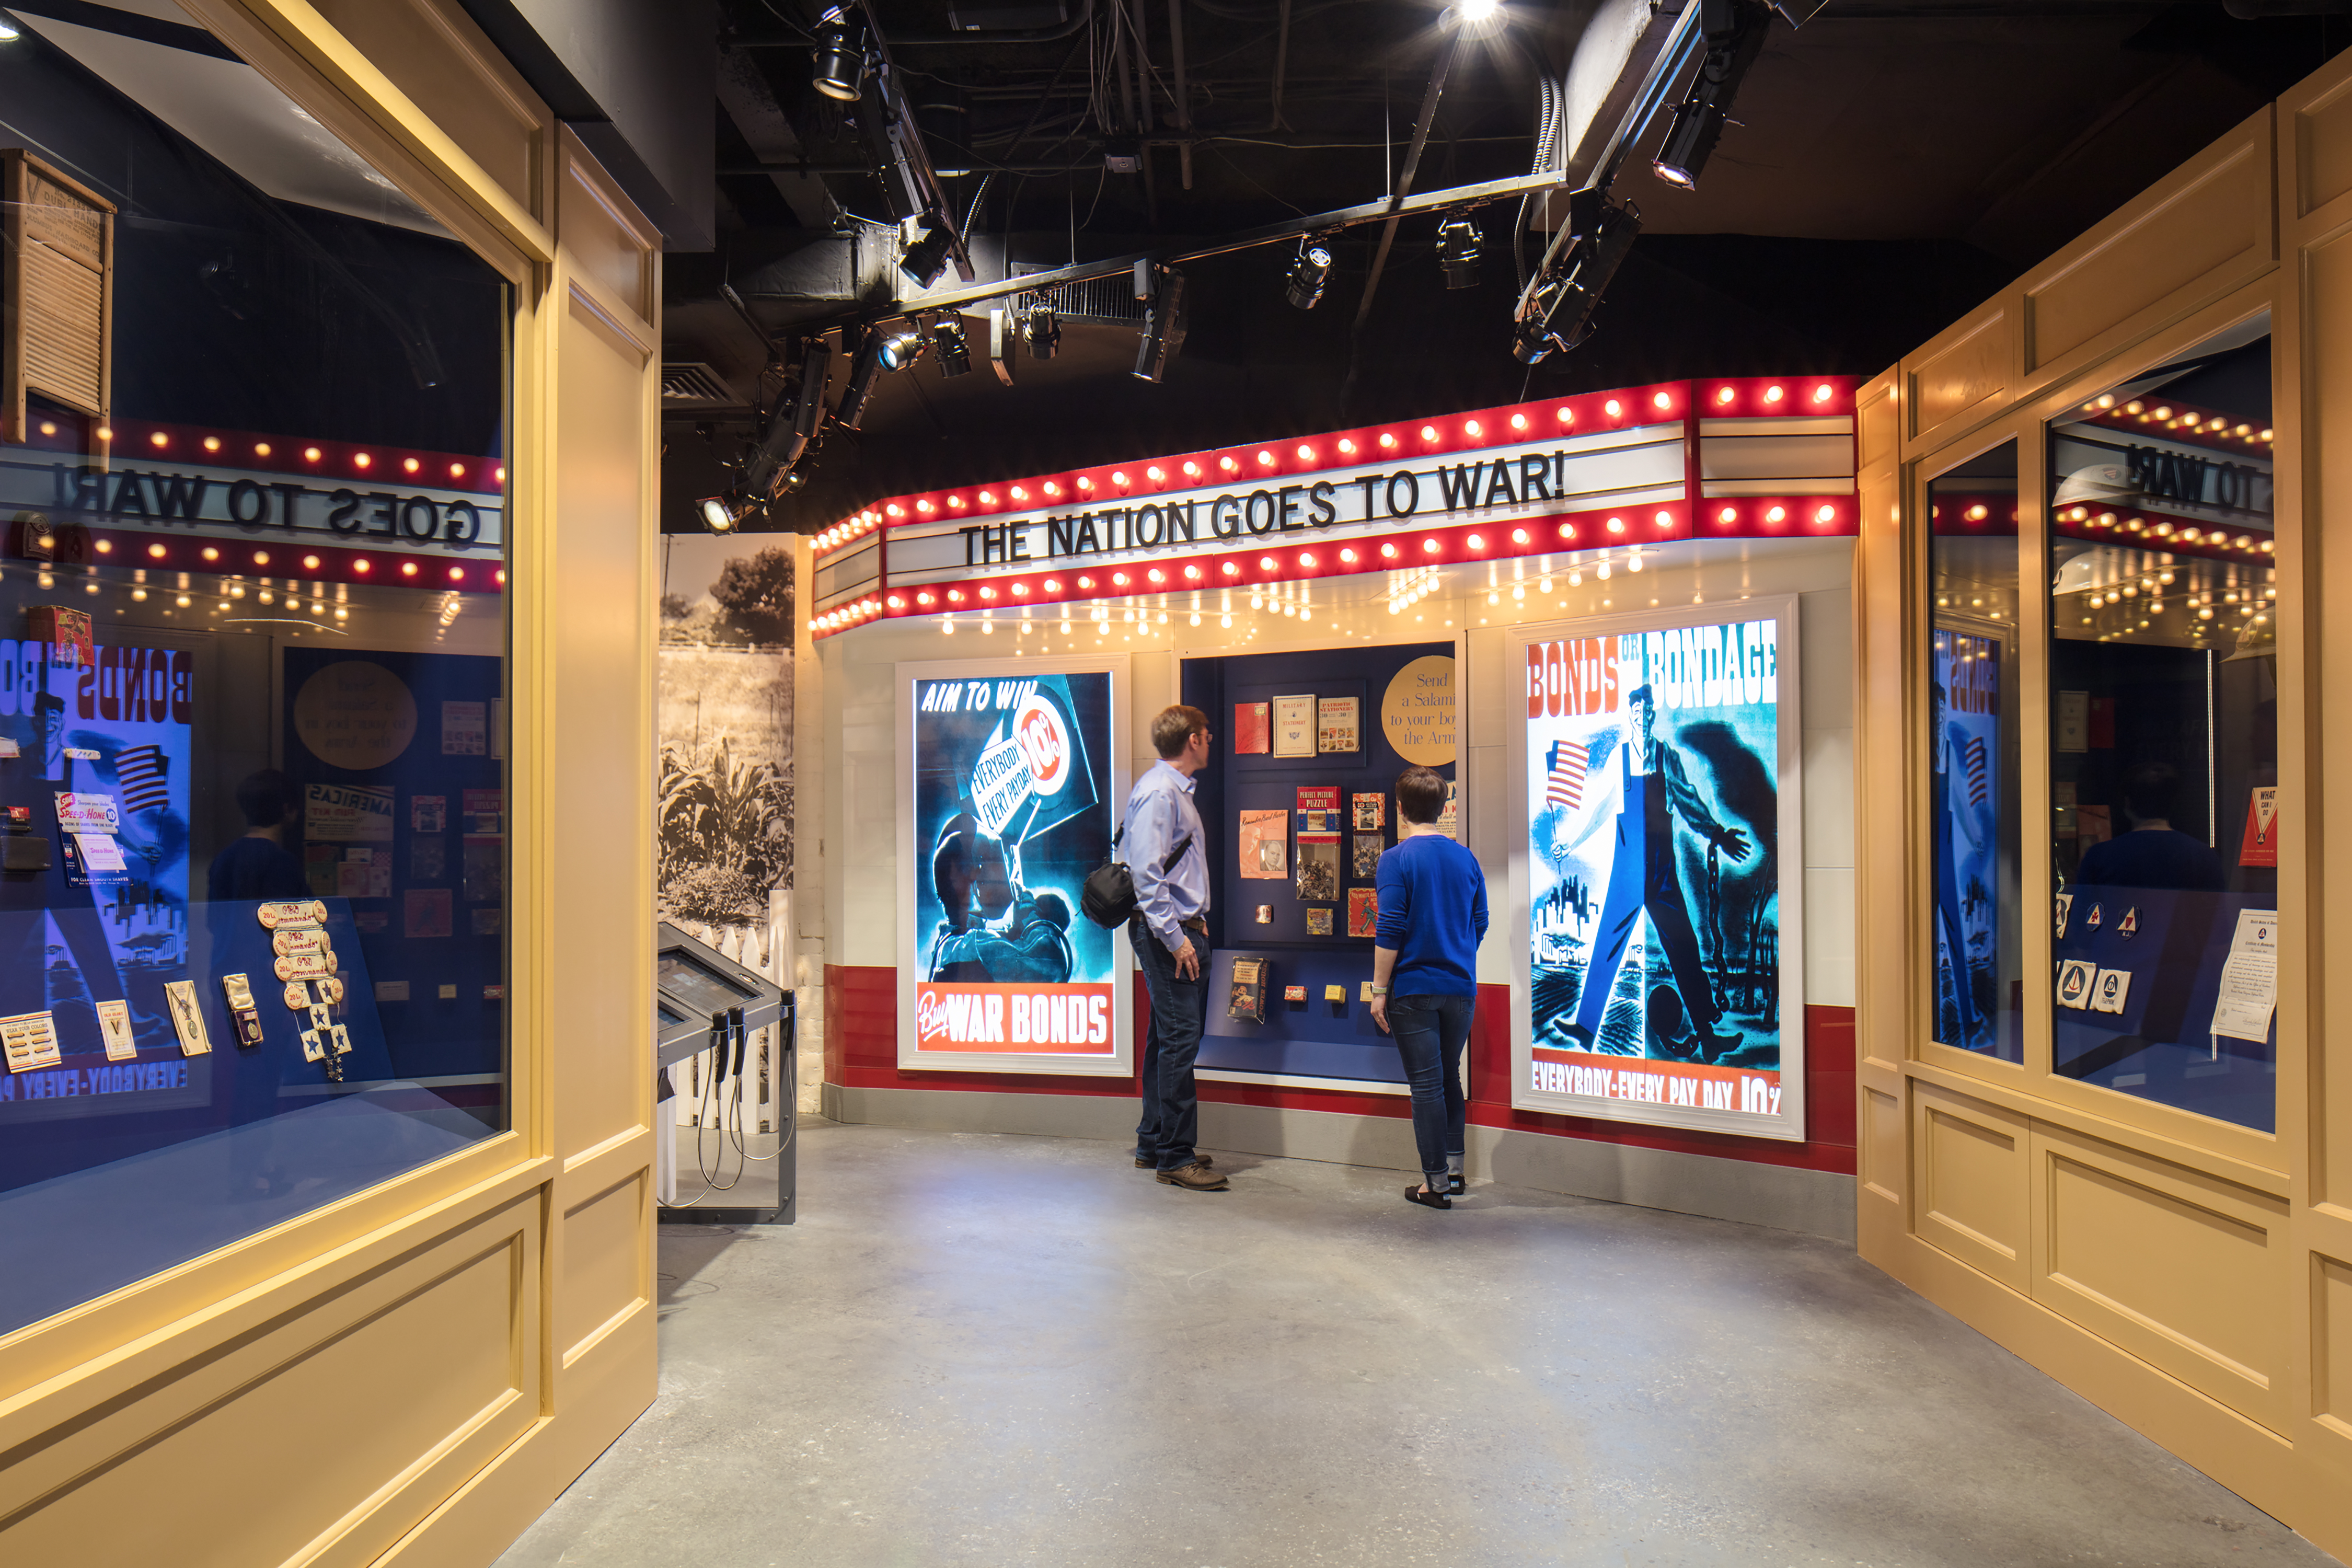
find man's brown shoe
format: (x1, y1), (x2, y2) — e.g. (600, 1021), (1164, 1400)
(1156, 1161), (1229, 1190)
(1135, 1154), (1214, 1169)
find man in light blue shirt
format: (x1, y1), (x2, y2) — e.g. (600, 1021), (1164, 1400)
(1126, 704), (1224, 1190)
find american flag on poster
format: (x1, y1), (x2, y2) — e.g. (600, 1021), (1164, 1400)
(1546, 737), (1587, 809)
(116, 744), (170, 814)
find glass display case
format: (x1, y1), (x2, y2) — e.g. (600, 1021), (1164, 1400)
(0, 16), (512, 1334)
(2044, 319), (2277, 1131)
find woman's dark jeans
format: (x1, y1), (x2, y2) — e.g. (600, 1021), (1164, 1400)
(1387, 993), (1473, 1185)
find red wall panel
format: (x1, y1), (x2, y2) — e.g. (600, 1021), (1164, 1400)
(825, 965), (1856, 1174)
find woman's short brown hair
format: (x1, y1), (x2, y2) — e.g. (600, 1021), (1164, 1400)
(1394, 765), (1447, 824)
(1151, 704), (1210, 759)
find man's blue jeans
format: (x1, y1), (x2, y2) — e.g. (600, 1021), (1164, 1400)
(1387, 993), (1474, 1184)
(1131, 922), (1207, 1171)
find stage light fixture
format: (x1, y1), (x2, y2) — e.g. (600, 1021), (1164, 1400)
(741, 341), (833, 499)
(1436, 220), (1481, 290)
(932, 317), (973, 378)
(877, 328), (926, 371)
(811, 15), (864, 102)
(1651, 0), (1772, 191)
(1513, 192), (1640, 364)
(900, 222), (953, 289)
(1024, 306), (1062, 360)
(835, 328), (887, 430)
(697, 496), (743, 534)
(1286, 243), (1333, 310)
(1133, 268), (1189, 383)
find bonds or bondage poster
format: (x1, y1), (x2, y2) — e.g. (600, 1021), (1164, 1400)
(897, 658), (1131, 1075)
(1511, 602), (1804, 1139)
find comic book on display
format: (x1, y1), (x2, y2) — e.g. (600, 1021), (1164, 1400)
(910, 670), (1117, 1057)
(1228, 956), (1267, 1022)
(1347, 887), (1379, 939)
(1524, 614), (1791, 1127)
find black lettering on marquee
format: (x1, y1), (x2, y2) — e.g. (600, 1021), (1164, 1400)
(327, 489), (362, 533)
(1435, 464), (1480, 510)
(1519, 454), (1550, 501)
(1244, 490), (1275, 534)
(1387, 471), (1421, 518)
(1276, 485), (1303, 530)
(445, 499), (481, 544)
(400, 497), (438, 540)
(1047, 516), (1077, 556)
(111, 470), (150, 520)
(1170, 500), (1197, 543)
(228, 479), (269, 526)
(1211, 497), (1241, 538)
(368, 492), (400, 537)
(1309, 481), (1336, 525)
(1009, 521), (1031, 561)
(1483, 459), (1518, 506)
(1075, 512), (1100, 552)
(154, 472), (206, 520)
(270, 483), (302, 527)
(1136, 504), (1164, 546)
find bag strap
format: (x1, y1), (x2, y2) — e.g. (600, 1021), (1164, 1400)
(1158, 833), (1193, 873)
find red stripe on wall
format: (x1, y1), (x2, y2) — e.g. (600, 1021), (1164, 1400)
(823, 965), (1857, 1174)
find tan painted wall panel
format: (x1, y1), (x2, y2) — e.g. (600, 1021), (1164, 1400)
(1862, 1085), (1903, 1207)
(1907, 308), (2008, 446)
(560, 1173), (648, 1366)
(561, 163), (655, 327)
(0, 1228), (528, 1567)
(306, 0), (547, 217)
(2035, 1127), (2288, 1431)
(2298, 75), (2352, 216)
(550, 289), (652, 1162)
(2025, 125), (2273, 372)
(2305, 225), (2352, 1214)
(1914, 1084), (2030, 1288)
(2314, 1255), (2352, 1440)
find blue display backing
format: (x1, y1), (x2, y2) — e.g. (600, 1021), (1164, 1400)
(2054, 884), (2276, 1132)
(281, 648), (504, 1082)
(1179, 641), (1452, 1086)
(1200, 948), (1406, 1085)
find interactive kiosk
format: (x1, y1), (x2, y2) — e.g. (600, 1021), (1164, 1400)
(654, 922), (794, 1224)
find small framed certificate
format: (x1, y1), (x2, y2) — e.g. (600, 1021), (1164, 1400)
(1272, 694), (1317, 757)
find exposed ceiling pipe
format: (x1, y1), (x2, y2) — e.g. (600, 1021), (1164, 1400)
(729, 0), (1095, 48)
(1350, 25), (1468, 333)
(1169, 0), (1193, 189)
(1267, 0), (1294, 132)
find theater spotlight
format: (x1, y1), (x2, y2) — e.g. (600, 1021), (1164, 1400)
(1133, 269), (1189, 383)
(932, 316), (973, 378)
(741, 341), (833, 498)
(1513, 193), (1640, 364)
(877, 327), (926, 371)
(810, 14), (864, 102)
(900, 223), (953, 289)
(1024, 306), (1062, 360)
(697, 495), (745, 534)
(835, 328), (888, 429)
(1285, 242), (1333, 310)
(1437, 220), (1481, 289)
(1651, 0), (1772, 191)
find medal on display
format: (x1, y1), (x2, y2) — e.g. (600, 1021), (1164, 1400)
(221, 973), (264, 1049)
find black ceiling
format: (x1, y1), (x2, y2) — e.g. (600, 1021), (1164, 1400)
(664, 0), (2348, 533)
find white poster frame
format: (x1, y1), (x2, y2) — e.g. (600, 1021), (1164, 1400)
(1507, 595), (1806, 1139)
(895, 653), (1134, 1076)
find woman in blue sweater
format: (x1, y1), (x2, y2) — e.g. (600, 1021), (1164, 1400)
(1371, 765), (1489, 1210)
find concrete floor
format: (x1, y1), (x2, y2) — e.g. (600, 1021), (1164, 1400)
(494, 1121), (2343, 1568)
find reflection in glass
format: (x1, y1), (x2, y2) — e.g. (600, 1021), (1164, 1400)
(2047, 319), (2276, 1132)
(0, 16), (510, 1333)
(1928, 444), (2023, 1062)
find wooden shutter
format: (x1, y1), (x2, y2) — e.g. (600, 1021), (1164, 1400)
(3, 149), (114, 445)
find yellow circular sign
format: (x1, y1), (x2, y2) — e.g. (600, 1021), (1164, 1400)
(1381, 655), (1458, 765)
(292, 660), (417, 770)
